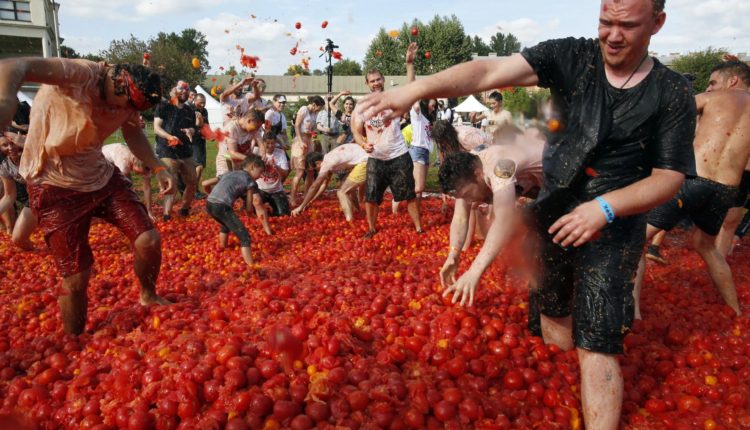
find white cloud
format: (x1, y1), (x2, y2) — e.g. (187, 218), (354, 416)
(60, 34), (107, 56)
(479, 17), (562, 48)
(134, 0), (225, 17)
(63, 0), (225, 20)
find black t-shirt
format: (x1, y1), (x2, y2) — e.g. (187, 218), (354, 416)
(10, 101), (31, 134)
(154, 101), (195, 159)
(193, 106), (209, 146)
(521, 38), (696, 201)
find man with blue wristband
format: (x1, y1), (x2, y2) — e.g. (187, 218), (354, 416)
(355, 1), (695, 427)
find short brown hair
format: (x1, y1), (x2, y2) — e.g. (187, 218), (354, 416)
(365, 68), (383, 82)
(711, 61), (750, 87)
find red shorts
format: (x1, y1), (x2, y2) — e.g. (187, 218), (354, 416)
(28, 171), (155, 278)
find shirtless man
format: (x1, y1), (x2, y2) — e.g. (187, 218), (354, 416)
(0, 58), (175, 334)
(716, 158), (750, 257)
(635, 60), (750, 317)
(439, 134), (543, 306)
(291, 144), (369, 221)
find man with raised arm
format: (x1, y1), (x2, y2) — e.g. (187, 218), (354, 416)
(0, 58), (175, 335)
(635, 60), (750, 317)
(355, 1), (695, 428)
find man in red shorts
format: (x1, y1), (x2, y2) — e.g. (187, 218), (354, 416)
(0, 58), (175, 334)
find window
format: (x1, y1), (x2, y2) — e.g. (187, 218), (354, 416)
(0, 1), (31, 22)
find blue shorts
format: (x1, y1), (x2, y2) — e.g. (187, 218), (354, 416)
(409, 146), (430, 165)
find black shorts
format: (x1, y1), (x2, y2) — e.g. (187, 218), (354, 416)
(648, 176), (739, 236)
(734, 171), (750, 207)
(205, 201), (251, 247)
(365, 152), (416, 205)
(192, 140), (207, 168)
(259, 190), (290, 217)
(535, 214), (645, 354)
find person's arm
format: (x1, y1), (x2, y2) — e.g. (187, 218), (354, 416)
(550, 168), (684, 248)
(351, 114), (373, 153)
(121, 114), (175, 196)
(0, 58), (100, 127)
(439, 198), (472, 288)
(220, 76), (253, 103)
(470, 111), (487, 123)
(152, 116), (176, 141)
(444, 186), (517, 306)
(224, 138), (247, 163)
(141, 172), (153, 220)
(291, 171), (331, 215)
(248, 189), (273, 235)
(356, 54), (538, 121)
(294, 108), (305, 140)
(329, 91), (350, 112)
(247, 80), (262, 104)
(195, 110), (205, 128)
(405, 42), (417, 83)
(0, 177), (17, 217)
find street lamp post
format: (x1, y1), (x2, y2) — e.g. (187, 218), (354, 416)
(51, 1), (61, 57)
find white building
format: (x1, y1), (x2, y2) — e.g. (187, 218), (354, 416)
(1, 0), (61, 59)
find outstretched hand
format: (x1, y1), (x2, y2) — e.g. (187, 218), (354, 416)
(548, 200), (607, 248)
(356, 90), (415, 123)
(405, 42), (418, 64)
(442, 269), (481, 307)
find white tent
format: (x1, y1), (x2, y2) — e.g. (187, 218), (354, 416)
(17, 91), (33, 106)
(454, 95), (488, 113)
(195, 85), (223, 129)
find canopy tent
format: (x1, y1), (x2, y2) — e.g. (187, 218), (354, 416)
(17, 91), (33, 106)
(454, 95), (488, 113)
(195, 85), (223, 129)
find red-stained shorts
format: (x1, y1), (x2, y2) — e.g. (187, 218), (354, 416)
(27, 171), (155, 278)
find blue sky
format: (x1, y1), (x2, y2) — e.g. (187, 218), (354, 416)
(59, 0), (750, 75)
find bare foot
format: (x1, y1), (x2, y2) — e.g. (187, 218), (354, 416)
(140, 292), (171, 306)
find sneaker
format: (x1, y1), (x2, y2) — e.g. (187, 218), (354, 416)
(194, 191), (207, 200)
(645, 245), (667, 265)
(178, 207), (190, 217)
(162, 214), (172, 222)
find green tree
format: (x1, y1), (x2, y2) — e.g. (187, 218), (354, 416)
(363, 28), (404, 75)
(670, 47), (728, 93)
(284, 65), (311, 76)
(501, 87), (550, 118)
(99, 29), (209, 91)
(60, 45), (80, 59)
(470, 36), (491, 56)
(489, 32), (521, 56)
(363, 15), (472, 75)
(332, 59), (363, 76)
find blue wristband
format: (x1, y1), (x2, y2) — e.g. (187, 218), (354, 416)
(594, 196), (615, 223)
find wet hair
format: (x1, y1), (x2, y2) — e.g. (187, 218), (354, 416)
(112, 63), (162, 106)
(241, 109), (265, 123)
(242, 154), (265, 170)
(711, 61), (750, 87)
(488, 91), (503, 103)
(652, 0), (665, 15)
(418, 99), (438, 122)
(365, 68), (383, 82)
(431, 120), (462, 156)
(439, 152), (481, 193)
(308, 95), (325, 107)
(305, 151), (324, 170)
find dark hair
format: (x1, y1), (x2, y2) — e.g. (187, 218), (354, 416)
(242, 154), (265, 170)
(308, 95), (325, 107)
(439, 152), (481, 193)
(113, 63), (162, 107)
(263, 131), (277, 141)
(418, 99), (438, 122)
(305, 151), (324, 170)
(711, 61), (750, 87)
(272, 94), (286, 101)
(194, 93), (206, 101)
(242, 109), (264, 123)
(488, 91), (503, 103)
(343, 96), (356, 106)
(432, 120), (462, 156)
(652, 0), (665, 15)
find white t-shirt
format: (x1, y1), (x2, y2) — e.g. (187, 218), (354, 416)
(319, 144), (368, 176)
(410, 106), (433, 152)
(257, 148), (289, 193)
(297, 106), (317, 135)
(264, 109), (287, 132)
(216, 121), (260, 176)
(358, 109), (408, 161)
(102, 143), (141, 176)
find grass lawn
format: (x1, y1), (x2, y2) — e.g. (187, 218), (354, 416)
(104, 122), (442, 198)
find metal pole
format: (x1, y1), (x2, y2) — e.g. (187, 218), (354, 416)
(51, 1), (61, 57)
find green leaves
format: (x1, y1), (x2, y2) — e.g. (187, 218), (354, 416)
(670, 47), (728, 93)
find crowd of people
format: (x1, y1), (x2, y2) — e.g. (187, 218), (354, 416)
(1, 0), (750, 428)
